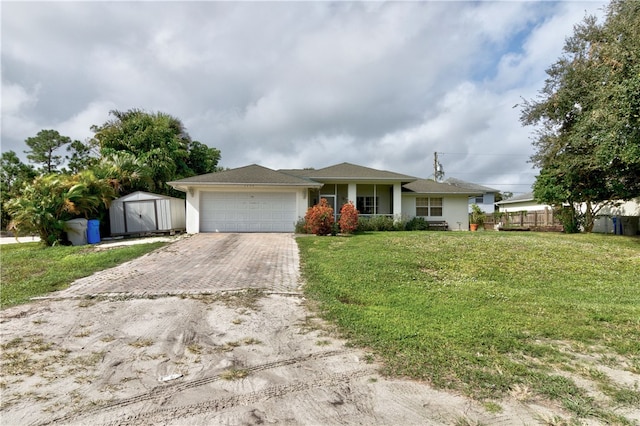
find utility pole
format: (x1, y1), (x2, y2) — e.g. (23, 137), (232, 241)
(434, 152), (444, 182)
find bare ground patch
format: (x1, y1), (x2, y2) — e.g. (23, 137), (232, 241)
(1, 294), (637, 425)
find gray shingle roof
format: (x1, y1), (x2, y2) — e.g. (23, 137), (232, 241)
(403, 179), (483, 195)
(282, 162), (417, 182)
(168, 164), (321, 187)
(444, 177), (499, 193)
(495, 192), (535, 205)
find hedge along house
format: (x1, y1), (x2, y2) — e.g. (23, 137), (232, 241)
(168, 162), (483, 233)
(109, 191), (186, 236)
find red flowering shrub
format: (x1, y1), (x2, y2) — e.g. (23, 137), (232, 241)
(339, 201), (359, 234)
(304, 198), (334, 235)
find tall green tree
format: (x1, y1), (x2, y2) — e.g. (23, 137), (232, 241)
(187, 140), (221, 175)
(90, 109), (220, 195)
(64, 140), (97, 174)
(1, 151), (37, 229)
(24, 129), (71, 173)
(520, 0), (640, 232)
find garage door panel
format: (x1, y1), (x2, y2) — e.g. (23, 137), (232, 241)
(200, 192), (296, 233)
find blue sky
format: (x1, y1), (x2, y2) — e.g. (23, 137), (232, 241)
(1, 1), (608, 194)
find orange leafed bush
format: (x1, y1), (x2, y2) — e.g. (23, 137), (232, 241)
(304, 198), (335, 235)
(339, 201), (359, 234)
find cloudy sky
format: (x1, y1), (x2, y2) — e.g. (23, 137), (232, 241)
(2, 1), (608, 194)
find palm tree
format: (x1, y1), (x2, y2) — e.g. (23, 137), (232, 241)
(6, 172), (115, 246)
(93, 152), (154, 195)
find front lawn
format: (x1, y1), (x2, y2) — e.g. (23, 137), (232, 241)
(0, 241), (166, 308)
(298, 232), (640, 422)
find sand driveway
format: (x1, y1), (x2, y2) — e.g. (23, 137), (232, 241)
(1, 234), (566, 425)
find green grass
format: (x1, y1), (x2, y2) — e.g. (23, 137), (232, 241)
(0, 241), (166, 308)
(298, 232), (640, 419)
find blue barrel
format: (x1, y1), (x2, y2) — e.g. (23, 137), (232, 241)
(87, 219), (101, 244)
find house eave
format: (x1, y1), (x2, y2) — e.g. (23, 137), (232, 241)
(313, 178), (416, 184)
(168, 182), (323, 192)
(405, 191), (484, 196)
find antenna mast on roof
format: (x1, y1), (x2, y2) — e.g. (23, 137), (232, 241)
(434, 152), (444, 182)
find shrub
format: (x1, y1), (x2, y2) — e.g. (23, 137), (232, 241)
(405, 217), (429, 231)
(556, 205), (580, 234)
(338, 202), (359, 234)
(470, 203), (486, 226)
(357, 215), (401, 232)
(304, 198), (335, 235)
(294, 218), (307, 234)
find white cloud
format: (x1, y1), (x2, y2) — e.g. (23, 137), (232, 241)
(1, 82), (40, 115)
(0, 0), (610, 194)
(56, 101), (118, 143)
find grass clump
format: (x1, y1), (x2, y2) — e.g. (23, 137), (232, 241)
(0, 241), (166, 308)
(298, 232), (640, 419)
(220, 368), (248, 381)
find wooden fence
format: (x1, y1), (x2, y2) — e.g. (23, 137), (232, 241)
(482, 208), (563, 231)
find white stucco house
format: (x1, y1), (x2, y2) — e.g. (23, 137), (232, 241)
(168, 162), (483, 233)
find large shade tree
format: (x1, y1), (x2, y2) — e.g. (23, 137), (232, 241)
(90, 109), (221, 195)
(520, 0), (640, 232)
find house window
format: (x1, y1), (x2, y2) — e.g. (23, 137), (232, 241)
(474, 195), (485, 204)
(416, 197), (443, 217)
(430, 198), (443, 216)
(416, 197), (429, 216)
(357, 196), (378, 214)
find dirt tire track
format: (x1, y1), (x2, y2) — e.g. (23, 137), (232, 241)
(33, 349), (355, 426)
(98, 370), (373, 426)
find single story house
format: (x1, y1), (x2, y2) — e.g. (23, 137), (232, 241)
(168, 162), (482, 233)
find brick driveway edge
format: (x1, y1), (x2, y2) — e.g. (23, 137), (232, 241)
(52, 233), (301, 298)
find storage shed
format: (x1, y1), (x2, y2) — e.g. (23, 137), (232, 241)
(109, 191), (186, 236)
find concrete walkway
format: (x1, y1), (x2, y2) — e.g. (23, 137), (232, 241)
(52, 233), (301, 298)
(0, 235), (41, 244)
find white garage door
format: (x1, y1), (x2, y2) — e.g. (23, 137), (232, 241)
(200, 192), (297, 232)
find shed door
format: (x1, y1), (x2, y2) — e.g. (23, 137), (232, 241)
(200, 192), (296, 232)
(125, 200), (157, 233)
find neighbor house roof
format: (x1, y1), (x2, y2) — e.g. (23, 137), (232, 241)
(495, 192), (535, 205)
(444, 177), (499, 193)
(281, 162), (417, 183)
(168, 164), (322, 188)
(403, 179), (484, 195)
